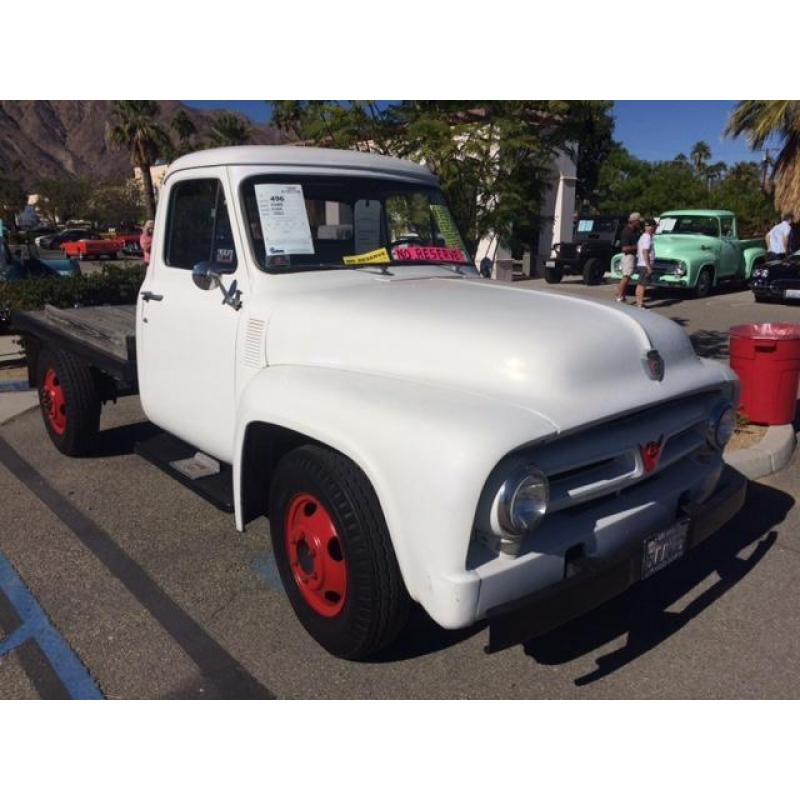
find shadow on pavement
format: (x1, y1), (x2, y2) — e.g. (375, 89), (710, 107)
(96, 419), (161, 457)
(670, 316), (730, 359)
(522, 479), (791, 685)
(363, 604), (485, 663)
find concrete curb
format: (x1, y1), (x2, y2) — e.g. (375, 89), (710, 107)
(724, 424), (797, 480)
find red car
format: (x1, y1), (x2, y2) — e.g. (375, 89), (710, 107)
(60, 238), (122, 260)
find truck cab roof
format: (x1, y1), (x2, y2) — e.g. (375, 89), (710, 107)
(661, 209), (735, 218)
(167, 145), (437, 184)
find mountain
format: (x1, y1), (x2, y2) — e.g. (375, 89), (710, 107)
(0, 100), (283, 189)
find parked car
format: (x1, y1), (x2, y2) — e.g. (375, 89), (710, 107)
(545, 215), (626, 285)
(13, 146), (746, 660)
(609, 210), (766, 298)
(61, 238), (121, 260)
(36, 229), (99, 250)
(750, 251), (800, 302)
(1, 240), (80, 328)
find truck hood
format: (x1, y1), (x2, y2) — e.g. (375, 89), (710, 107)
(265, 273), (728, 432)
(652, 234), (718, 261)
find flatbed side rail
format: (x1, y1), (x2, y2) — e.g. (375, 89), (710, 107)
(11, 306), (138, 390)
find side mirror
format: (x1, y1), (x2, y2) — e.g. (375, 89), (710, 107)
(192, 261), (242, 310)
(192, 261), (221, 291)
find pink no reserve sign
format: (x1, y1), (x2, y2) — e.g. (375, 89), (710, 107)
(391, 246), (467, 263)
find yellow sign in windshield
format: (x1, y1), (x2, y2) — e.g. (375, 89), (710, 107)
(343, 248), (391, 266)
(431, 205), (466, 250)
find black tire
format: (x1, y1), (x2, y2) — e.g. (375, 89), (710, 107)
(582, 257), (605, 285)
(269, 444), (411, 660)
(544, 265), (563, 284)
(694, 266), (713, 299)
(36, 348), (101, 456)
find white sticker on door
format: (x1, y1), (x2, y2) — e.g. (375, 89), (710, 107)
(254, 184), (314, 255)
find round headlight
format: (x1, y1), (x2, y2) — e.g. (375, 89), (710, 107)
(674, 262), (687, 276)
(708, 403), (736, 449)
(497, 467), (549, 535)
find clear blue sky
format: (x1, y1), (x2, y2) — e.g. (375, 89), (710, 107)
(185, 100), (773, 165)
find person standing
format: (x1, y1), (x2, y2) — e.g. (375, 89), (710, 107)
(615, 212), (642, 303)
(765, 213), (793, 261)
(635, 219), (656, 309)
(140, 219), (154, 265)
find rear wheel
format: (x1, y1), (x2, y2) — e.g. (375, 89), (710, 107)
(269, 444), (410, 660)
(582, 257), (606, 285)
(544, 265), (563, 284)
(36, 348), (100, 456)
(694, 266), (713, 299)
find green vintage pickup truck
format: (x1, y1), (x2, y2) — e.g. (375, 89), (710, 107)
(609, 209), (766, 298)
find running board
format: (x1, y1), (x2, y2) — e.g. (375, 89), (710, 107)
(135, 432), (234, 513)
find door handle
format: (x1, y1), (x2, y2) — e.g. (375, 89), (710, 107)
(140, 291), (163, 302)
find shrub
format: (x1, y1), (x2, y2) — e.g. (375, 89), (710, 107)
(1, 264), (146, 328)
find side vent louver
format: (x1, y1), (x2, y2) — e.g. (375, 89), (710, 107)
(243, 319), (267, 368)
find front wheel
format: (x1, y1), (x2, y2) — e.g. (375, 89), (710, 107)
(269, 445), (411, 660)
(36, 348), (101, 456)
(694, 267), (713, 299)
(544, 265), (563, 284)
(582, 257), (606, 285)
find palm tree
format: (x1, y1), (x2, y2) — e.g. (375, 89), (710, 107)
(726, 101), (800, 215)
(107, 100), (171, 219)
(171, 108), (197, 156)
(689, 141), (712, 175)
(206, 113), (252, 148)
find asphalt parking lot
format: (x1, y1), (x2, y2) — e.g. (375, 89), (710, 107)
(1, 275), (800, 699)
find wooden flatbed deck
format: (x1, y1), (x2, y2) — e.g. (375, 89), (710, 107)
(12, 304), (138, 386)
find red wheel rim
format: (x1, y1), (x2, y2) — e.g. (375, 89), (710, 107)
(284, 493), (347, 617)
(41, 367), (67, 435)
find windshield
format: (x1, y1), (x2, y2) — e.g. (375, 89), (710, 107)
(241, 174), (471, 273)
(576, 218), (618, 235)
(656, 216), (720, 237)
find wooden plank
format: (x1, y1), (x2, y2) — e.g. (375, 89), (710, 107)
(41, 304), (136, 362)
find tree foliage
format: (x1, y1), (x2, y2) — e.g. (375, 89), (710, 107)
(35, 176), (93, 225)
(726, 100), (800, 217)
(272, 100), (612, 252)
(0, 174), (27, 230)
(107, 100), (171, 219)
(595, 142), (775, 235)
(206, 113), (252, 147)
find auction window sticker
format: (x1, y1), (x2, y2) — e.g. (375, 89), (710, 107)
(656, 218), (677, 234)
(431, 205), (467, 250)
(254, 184), (314, 255)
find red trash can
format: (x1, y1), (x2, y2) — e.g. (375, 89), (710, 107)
(729, 323), (800, 425)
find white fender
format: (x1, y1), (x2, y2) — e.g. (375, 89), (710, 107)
(232, 366), (556, 628)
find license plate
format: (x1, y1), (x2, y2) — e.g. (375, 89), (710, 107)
(545, 261), (556, 269)
(641, 521), (689, 579)
(784, 289), (800, 299)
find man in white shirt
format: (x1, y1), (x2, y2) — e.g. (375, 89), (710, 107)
(766, 213), (794, 260)
(634, 219), (655, 309)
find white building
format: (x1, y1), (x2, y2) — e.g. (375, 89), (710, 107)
(475, 148), (577, 276)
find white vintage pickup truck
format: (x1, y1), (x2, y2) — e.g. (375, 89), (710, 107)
(14, 146), (746, 659)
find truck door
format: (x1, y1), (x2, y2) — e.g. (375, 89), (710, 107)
(136, 169), (246, 463)
(718, 217), (741, 278)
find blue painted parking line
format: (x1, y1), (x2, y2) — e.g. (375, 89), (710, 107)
(0, 554), (103, 699)
(250, 552), (285, 594)
(0, 380), (31, 393)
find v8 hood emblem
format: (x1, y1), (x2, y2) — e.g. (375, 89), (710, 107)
(640, 436), (665, 474)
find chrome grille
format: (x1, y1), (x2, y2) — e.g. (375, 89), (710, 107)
(527, 392), (718, 514)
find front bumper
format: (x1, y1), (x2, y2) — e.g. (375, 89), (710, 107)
(484, 467), (747, 652)
(608, 271), (688, 287)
